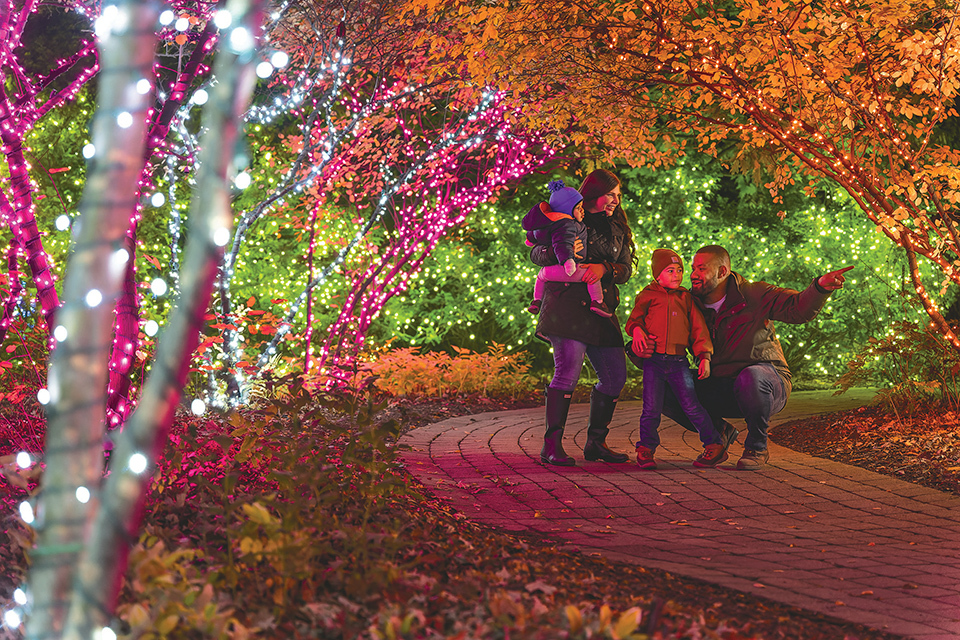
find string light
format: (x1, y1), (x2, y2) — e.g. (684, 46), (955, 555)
(128, 453), (148, 474)
(150, 278), (168, 296)
(213, 9), (232, 29)
(94, 627), (117, 640)
(3, 610), (21, 629)
(18, 502), (34, 524)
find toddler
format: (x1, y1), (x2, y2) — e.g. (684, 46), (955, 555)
(523, 180), (611, 318)
(625, 248), (728, 469)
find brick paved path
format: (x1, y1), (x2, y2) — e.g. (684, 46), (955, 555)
(400, 389), (960, 640)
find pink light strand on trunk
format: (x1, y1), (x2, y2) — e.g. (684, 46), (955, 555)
(105, 23), (220, 428)
(304, 198), (323, 373)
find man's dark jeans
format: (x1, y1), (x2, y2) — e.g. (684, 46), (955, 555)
(661, 363), (787, 452)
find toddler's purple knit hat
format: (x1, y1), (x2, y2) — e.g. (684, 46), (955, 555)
(548, 180), (584, 217)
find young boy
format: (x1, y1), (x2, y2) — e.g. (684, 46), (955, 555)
(625, 248), (728, 469)
(523, 180), (612, 318)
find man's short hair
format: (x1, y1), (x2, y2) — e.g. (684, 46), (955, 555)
(697, 245), (731, 268)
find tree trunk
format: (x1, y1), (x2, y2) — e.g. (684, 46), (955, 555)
(63, 0), (265, 634)
(25, 0), (263, 635)
(25, 0), (158, 634)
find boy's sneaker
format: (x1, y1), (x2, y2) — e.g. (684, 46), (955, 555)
(736, 448), (770, 470)
(693, 443), (729, 468)
(527, 299), (541, 314)
(590, 300), (613, 318)
(635, 445), (657, 470)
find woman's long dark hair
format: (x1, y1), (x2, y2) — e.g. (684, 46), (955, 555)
(579, 169), (634, 252)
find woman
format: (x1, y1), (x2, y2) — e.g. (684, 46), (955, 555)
(530, 169), (635, 466)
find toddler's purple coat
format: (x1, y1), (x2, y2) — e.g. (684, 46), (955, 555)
(522, 201), (586, 265)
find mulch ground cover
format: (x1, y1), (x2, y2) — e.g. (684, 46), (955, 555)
(772, 403), (960, 495)
(383, 391), (957, 640)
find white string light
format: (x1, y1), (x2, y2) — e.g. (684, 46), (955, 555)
(3, 610), (21, 629)
(18, 502), (34, 524)
(128, 453), (148, 474)
(150, 278), (168, 296)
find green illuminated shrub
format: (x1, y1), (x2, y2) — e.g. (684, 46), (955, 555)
(837, 320), (960, 415)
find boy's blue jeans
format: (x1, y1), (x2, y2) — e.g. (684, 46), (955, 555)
(636, 354), (720, 449)
(546, 335), (626, 396)
(661, 363), (787, 452)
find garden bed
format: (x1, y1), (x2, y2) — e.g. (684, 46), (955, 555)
(1, 389), (949, 639)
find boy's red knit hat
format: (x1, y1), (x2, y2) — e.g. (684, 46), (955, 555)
(652, 248), (682, 280)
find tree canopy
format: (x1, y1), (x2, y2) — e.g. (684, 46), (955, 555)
(409, 0), (960, 348)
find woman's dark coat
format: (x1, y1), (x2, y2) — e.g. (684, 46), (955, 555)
(531, 212), (633, 347)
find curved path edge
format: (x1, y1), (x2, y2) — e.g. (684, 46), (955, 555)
(400, 389), (960, 640)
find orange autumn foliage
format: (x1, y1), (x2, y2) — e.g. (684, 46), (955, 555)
(405, 0), (960, 350)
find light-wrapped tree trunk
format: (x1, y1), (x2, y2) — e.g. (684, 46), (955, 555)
(25, 0), (159, 633)
(25, 0), (264, 635)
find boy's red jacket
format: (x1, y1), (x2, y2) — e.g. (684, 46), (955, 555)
(625, 282), (713, 360)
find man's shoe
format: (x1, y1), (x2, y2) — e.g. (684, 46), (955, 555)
(693, 443), (729, 468)
(720, 420), (739, 447)
(736, 448), (770, 470)
(636, 445), (657, 470)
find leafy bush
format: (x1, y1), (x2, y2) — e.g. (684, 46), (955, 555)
(837, 320), (960, 415)
(363, 342), (538, 399)
(115, 388), (415, 637)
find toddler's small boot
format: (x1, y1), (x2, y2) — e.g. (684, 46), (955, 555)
(589, 299), (613, 318)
